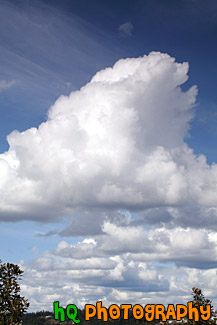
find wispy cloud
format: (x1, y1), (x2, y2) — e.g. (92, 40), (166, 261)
(0, 79), (16, 91)
(0, 0), (120, 109)
(118, 21), (134, 37)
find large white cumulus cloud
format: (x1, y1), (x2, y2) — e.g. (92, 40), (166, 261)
(4, 51), (217, 311)
(1, 51), (217, 223)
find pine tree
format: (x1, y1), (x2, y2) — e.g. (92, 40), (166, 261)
(0, 260), (29, 324)
(187, 287), (214, 325)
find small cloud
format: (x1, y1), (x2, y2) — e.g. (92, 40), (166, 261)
(36, 229), (59, 237)
(66, 82), (72, 88)
(118, 21), (134, 37)
(0, 79), (16, 91)
(32, 246), (39, 256)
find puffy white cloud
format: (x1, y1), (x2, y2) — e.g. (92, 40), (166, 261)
(51, 220), (217, 269)
(2, 52), (217, 311)
(21, 220), (217, 311)
(1, 51), (217, 225)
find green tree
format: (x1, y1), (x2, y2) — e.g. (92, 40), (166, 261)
(0, 260), (29, 324)
(187, 287), (214, 325)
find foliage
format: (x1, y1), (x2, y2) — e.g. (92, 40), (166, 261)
(187, 287), (214, 325)
(0, 259), (29, 324)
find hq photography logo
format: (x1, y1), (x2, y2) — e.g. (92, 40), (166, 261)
(53, 300), (211, 323)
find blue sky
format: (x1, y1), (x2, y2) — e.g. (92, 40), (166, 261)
(1, 0), (217, 160)
(1, 0), (217, 312)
